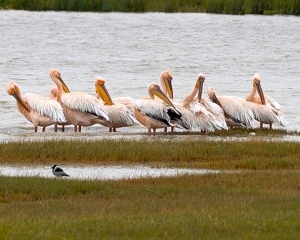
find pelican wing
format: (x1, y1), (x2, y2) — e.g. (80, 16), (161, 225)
(219, 96), (253, 128)
(246, 101), (281, 125)
(113, 97), (135, 113)
(135, 99), (172, 126)
(24, 93), (66, 123)
(187, 100), (226, 131)
(202, 99), (228, 130)
(265, 95), (282, 111)
(181, 106), (216, 132)
(105, 103), (138, 125)
(61, 92), (109, 120)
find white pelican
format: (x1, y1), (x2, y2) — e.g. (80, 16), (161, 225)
(181, 74), (228, 133)
(94, 77), (138, 132)
(246, 73), (288, 129)
(159, 70), (184, 132)
(134, 83), (186, 135)
(6, 81), (66, 132)
(207, 86), (254, 129)
(160, 70), (227, 133)
(49, 69), (109, 132)
(49, 85), (72, 132)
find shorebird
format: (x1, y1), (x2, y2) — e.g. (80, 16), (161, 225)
(51, 164), (70, 177)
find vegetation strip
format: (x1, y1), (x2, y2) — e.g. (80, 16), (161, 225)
(1, 129), (300, 238)
(1, 171), (300, 238)
(1, 130), (300, 170)
(0, 0), (299, 15)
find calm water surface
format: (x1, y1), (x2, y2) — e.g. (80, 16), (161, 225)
(0, 165), (221, 180)
(0, 11), (299, 141)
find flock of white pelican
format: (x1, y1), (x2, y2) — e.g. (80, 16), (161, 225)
(6, 69), (288, 135)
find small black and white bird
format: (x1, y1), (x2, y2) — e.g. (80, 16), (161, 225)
(51, 164), (70, 177)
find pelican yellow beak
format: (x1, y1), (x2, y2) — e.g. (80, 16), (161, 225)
(211, 92), (230, 119)
(151, 84), (175, 108)
(6, 82), (31, 112)
(163, 76), (174, 100)
(196, 78), (204, 102)
(12, 91), (31, 112)
(255, 81), (266, 105)
(57, 75), (70, 93)
(95, 80), (113, 105)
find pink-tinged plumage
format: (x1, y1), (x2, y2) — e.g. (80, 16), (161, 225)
(246, 73), (288, 129)
(159, 70), (189, 132)
(112, 97), (135, 114)
(94, 77), (138, 132)
(6, 81), (66, 132)
(181, 73), (228, 133)
(160, 70), (227, 133)
(134, 83), (185, 135)
(207, 86), (254, 129)
(48, 85), (72, 132)
(49, 69), (109, 132)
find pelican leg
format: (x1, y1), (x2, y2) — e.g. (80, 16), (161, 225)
(269, 123), (272, 130)
(109, 128), (112, 132)
(74, 125), (77, 132)
(79, 126), (82, 132)
(62, 125), (65, 132)
(171, 126), (174, 132)
(164, 127), (167, 132)
(54, 124), (58, 132)
(153, 128), (156, 135)
(113, 127), (116, 132)
(260, 122), (263, 129)
(34, 126), (38, 132)
(147, 128), (152, 135)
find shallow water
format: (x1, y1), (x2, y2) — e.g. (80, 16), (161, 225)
(0, 165), (221, 180)
(0, 11), (299, 141)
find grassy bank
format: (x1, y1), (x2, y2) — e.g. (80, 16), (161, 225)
(1, 171), (300, 239)
(1, 135), (300, 170)
(0, 0), (299, 15)
(1, 136), (300, 238)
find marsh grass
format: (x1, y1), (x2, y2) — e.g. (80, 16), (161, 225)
(0, 0), (299, 15)
(1, 130), (299, 170)
(1, 131), (300, 238)
(1, 171), (300, 239)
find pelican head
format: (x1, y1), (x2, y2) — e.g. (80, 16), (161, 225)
(94, 77), (113, 105)
(148, 83), (175, 108)
(159, 70), (173, 100)
(207, 86), (222, 106)
(252, 73), (261, 86)
(207, 86), (215, 100)
(252, 73), (266, 105)
(196, 73), (206, 101)
(49, 69), (70, 93)
(6, 81), (30, 112)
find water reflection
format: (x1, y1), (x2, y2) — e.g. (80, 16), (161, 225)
(0, 165), (221, 180)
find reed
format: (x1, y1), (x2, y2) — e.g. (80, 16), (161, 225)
(0, 0), (299, 15)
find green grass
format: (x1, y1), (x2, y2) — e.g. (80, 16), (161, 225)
(1, 134), (300, 238)
(0, 131), (299, 170)
(1, 171), (300, 239)
(0, 0), (299, 15)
